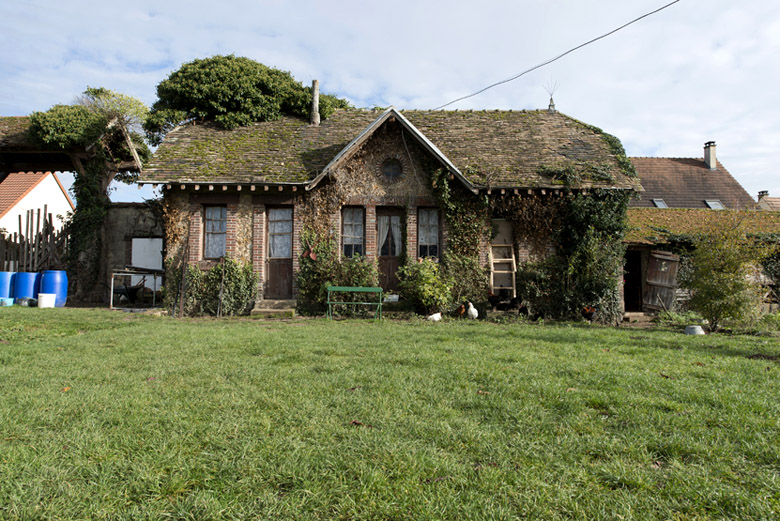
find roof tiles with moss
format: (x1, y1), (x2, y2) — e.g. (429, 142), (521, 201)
(625, 208), (780, 244)
(141, 109), (639, 190)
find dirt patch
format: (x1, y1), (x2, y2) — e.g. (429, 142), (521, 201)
(747, 353), (779, 362)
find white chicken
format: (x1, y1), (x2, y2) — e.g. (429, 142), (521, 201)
(466, 301), (478, 319)
(426, 312), (442, 322)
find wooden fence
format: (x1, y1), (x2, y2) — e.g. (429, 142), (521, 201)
(0, 206), (68, 272)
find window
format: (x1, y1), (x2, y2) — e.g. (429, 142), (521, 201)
(705, 199), (725, 209)
(268, 208), (293, 258)
(342, 207), (364, 257)
(652, 199), (668, 208)
(204, 206), (227, 258)
(381, 158), (403, 182)
(418, 208), (439, 258)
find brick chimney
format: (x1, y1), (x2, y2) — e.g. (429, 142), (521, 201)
(704, 141), (717, 170)
(310, 79), (320, 126)
(758, 190), (769, 201)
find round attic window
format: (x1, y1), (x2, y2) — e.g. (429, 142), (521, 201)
(381, 158), (403, 182)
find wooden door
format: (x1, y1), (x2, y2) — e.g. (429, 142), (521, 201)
(643, 250), (680, 311)
(266, 207), (293, 299)
(377, 210), (402, 292)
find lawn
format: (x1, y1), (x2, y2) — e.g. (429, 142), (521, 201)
(0, 308), (778, 520)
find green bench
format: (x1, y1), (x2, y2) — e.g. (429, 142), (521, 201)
(326, 286), (383, 320)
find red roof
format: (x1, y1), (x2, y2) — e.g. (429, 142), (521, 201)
(0, 171), (74, 219)
(629, 157), (755, 209)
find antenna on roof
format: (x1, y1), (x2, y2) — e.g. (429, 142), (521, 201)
(544, 79), (559, 113)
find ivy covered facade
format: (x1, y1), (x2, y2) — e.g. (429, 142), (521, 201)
(140, 107), (641, 319)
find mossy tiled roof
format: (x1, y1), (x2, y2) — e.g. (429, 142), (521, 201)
(0, 117), (34, 150)
(625, 208), (780, 244)
(141, 108), (640, 190)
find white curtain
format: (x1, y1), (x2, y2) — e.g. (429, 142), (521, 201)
(390, 216), (401, 256)
(377, 215), (390, 255)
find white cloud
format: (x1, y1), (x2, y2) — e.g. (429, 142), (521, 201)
(2, 0), (780, 201)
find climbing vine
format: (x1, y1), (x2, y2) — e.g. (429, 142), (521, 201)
(29, 88), (150, 301)
(431, 164), (632, 323)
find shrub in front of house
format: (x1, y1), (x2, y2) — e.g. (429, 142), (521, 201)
(398, 258), (453, 315)
(680, 221), (772, 331)
(296, 230), (380, 315)
(166, 256), (258, 317)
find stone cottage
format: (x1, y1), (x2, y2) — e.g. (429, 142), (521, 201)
(139, 101), (640, 308)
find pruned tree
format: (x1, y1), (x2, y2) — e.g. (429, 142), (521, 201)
(144, 55), (350, 144)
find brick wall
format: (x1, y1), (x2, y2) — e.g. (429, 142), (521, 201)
(252, 203), (266, 299)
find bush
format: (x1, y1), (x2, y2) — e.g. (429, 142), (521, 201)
(679, 220), (771, 331)
(398, 258), (453, 315)
(516, 227), (624, 324)
(166, 257), (258, 317)
(442, 254), (489, 303)
(296, 229), (381, 315)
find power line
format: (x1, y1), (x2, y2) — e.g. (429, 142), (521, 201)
(434, 0), (682, 110)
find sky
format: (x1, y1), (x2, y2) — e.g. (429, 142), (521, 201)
(2, 0), (779, 203)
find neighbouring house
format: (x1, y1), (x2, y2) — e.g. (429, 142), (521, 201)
(623, 141), (779, 312)
(139, 101), (641, 311)
(0, 171), (74, 234)
(757, 191), (780, 211)
(0, 116), (76, 233)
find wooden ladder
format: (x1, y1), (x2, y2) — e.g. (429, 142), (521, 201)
(489, 241), (517, 299)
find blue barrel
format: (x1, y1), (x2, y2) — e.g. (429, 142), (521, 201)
(14, 272), (39, 301)
(0, 272), (14, 298)
(40, 270), (68, 307)
(41, 270), (68, 308)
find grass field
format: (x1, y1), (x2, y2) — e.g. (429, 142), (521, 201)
(0, 308), (779, 520)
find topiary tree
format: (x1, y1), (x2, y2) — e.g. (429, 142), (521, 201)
(144, 55), (350, 144)
(680, 217), (773, 331)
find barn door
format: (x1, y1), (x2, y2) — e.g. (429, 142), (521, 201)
(266, 207), (293, 299)
(377, 210), (402, 292)
(643, 250), (680, 311)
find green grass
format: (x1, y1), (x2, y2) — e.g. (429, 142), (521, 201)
(1, 309), (779, 520)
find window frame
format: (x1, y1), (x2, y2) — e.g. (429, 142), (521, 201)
(651, 198), (668, 208)
(705, 199), (725, 210)
(417, 207), (440, 259)
(342, 207), (365, 258)
(203, 205), (228, 260)
(267, 206), (294, 259)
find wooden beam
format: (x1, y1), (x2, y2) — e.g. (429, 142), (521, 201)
(277, 186), (283, 192)
(500, 188), (506, 195)
(236, 185), (242, 191)
(541, 189), (546, 195)
(250, 185), (256, 192)
(527, 189), (532, 195)
(208, 185), (214, 191)
(166, 184), (171, 190)
(222, 185), (228, 191)
(264, 185), (269, 191)
(292, 186), (297, 192)
(180, 184), (185, 190)
(194, 185), (200, 191)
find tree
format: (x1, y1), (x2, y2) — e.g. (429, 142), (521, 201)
(29, 87), (150, 300)
(144, 55), (350, 145)
(680, 216), (773, 331)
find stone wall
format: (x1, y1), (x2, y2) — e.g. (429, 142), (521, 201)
(103, 202), (164, 302)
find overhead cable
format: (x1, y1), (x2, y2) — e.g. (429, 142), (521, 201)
(434, 0), (682, 110)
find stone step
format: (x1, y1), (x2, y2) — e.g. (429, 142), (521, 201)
(251, 307), (296, 318)
(255, 299), (296, 310)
